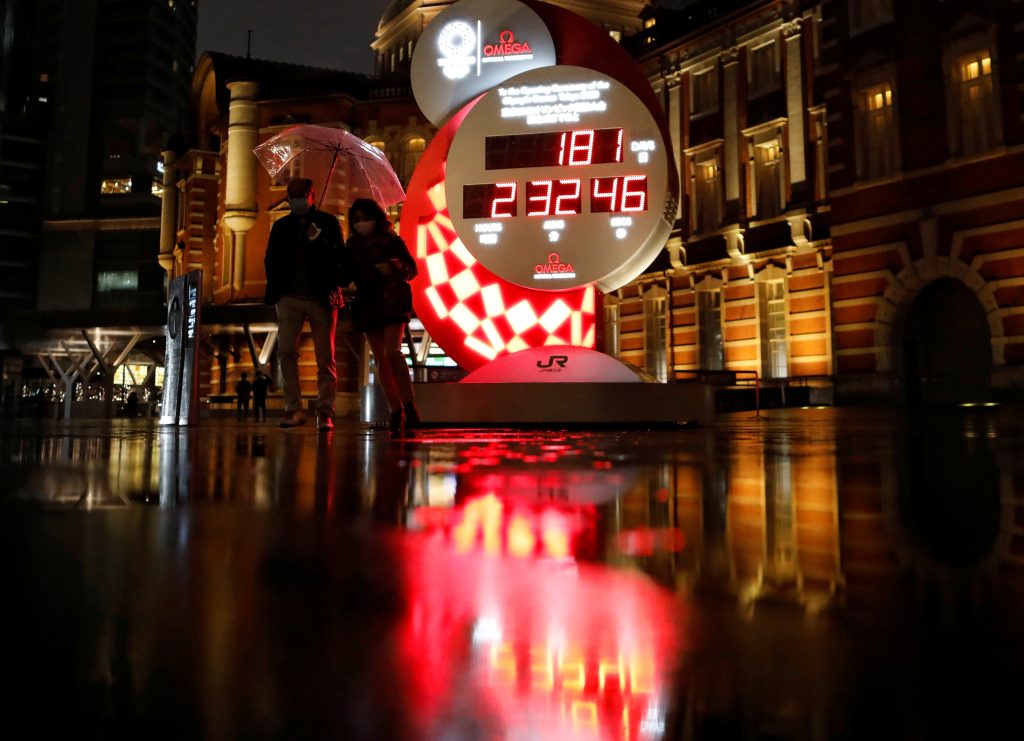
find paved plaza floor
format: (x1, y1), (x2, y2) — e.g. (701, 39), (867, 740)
(3, 407), (1024, 739)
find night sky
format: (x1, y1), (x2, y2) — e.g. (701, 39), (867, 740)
(196, 0), (395, 74)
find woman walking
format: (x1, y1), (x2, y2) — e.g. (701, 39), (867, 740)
(344, 198), (420, 434)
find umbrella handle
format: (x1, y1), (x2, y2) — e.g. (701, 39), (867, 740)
(319, 149), (340, 210)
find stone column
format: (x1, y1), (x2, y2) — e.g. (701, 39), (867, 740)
(721, 47), (741, 212)
(158, 148), (179, 281)
(222, 80), (259, 294)
(667, 73), (683, 221)
(783, 19), (806, 187)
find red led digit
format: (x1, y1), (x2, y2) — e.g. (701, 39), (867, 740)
(568, 130), (595, 166)
(490, 182), (517, 218)
(620, 175), (647, 212)
(614, 129), (624, 163)
(558, 132), (568, 166)
(527, 180), (554, 216)
(591, 176), (618, 212)
(554, 179), (582, 215)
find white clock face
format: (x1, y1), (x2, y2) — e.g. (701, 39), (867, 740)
(410, 0), (557, 125)
(445, 66), (674, 292)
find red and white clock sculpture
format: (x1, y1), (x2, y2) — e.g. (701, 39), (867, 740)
(403, 0), (678, 372)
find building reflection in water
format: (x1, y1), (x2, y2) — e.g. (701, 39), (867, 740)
(4, 410), (1024, 738)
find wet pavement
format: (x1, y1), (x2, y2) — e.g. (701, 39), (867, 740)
(3, 407), (1024, 740)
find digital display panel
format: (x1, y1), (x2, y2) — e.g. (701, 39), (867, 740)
(485, 128), (624, 170)
(464, 176), (649, 219)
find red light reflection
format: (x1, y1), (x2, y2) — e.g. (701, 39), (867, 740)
(397, 535), (682, 739)
(413, 491), (597, 561)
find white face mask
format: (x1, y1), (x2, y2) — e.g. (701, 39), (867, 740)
(289, 197), (310, 215)
(353, 220), (375, 236)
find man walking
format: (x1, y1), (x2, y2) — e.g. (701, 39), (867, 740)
(264, 178), (344, 431)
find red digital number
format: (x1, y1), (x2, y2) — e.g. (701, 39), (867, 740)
(490, 182), (517, 218)
(527, 180), (554, 216)
(590, 177), (618, 212)
(590, 176), (648, 213)
(621, 175), (647, 212)
(528, 179), (582, 216)
(558, 130), (595, 167)
(554, 179), (582, 215)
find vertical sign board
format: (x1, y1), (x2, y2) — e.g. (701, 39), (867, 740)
(160, 270), (201, 426)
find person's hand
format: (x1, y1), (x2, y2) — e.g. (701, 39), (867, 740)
(306, 222), (322, 241)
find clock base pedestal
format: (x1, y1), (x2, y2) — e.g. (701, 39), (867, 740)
(410, 381), (714, 426)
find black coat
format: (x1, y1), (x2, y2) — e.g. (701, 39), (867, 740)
(264, 207), (344, 306)
(342, 231), (418, 332)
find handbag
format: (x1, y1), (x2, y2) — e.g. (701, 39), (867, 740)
(381, 279), (413, 317)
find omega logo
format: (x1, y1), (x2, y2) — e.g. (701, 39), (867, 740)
(483, 30), (533, 58)
(533, 252), (576, 280)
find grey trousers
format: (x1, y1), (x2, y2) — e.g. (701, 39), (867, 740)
(276, 295), (337, 415)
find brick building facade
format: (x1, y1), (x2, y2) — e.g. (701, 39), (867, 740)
(618, 0), (1024, 404)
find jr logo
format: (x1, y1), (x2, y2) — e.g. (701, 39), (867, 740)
(537, 355), (569, 370)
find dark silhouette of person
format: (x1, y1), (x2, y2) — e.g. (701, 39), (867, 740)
(235, 372), (252, 421)
(264, 177), (345, 431)
(343, 198), (420, 435)
(125, 391), (139, 418)
(252, 370), (271, 422)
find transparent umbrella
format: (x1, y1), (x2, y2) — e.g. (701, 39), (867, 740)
(252, 124), (406, 211)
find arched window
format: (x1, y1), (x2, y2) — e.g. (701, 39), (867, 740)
(404, 136), (426, 182)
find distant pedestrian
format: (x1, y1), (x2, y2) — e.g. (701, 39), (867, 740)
(235, 372), (252, 421)
(343, 198), (420, 435)
(125, 391), (139, 418)
(252, 370), (271, 422)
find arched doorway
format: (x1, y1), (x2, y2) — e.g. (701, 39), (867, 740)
(897, 278), (992, 405)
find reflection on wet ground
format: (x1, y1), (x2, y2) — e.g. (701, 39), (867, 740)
(3, 408), (1024, 739)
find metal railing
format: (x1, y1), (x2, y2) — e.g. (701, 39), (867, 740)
(674, 368), (762, 416)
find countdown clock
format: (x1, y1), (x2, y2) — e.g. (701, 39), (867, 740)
(404, 0), (678, 372)
(445, 65), (673, 293)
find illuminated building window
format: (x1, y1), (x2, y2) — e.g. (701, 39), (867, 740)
(697, 289), (724, 371)
(857, 81), (899, 180)
(97, 271), (139, 293)
(644, 18), (656, 29)
(747, 40), (779, 97)
(752, 139), (782, 218)
(151, 179), (164, 197)
(100, 177), (133, 195)
(603, 296), (620, 357)
(404, 136), (426, 183)
(691, 66), (718, 117)
(692, 155), (721, 233)
(950, 49), (1001, 156)
(367, 139), (386, 152)
(608, 29), (622, 43)
(758, 278), (788, 379)
(849, 0), (893, 35)
(642, 286), (668, 382)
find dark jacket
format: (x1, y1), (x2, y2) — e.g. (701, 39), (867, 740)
(342, 231), (418, 332)
(264, 207), (344, 306)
